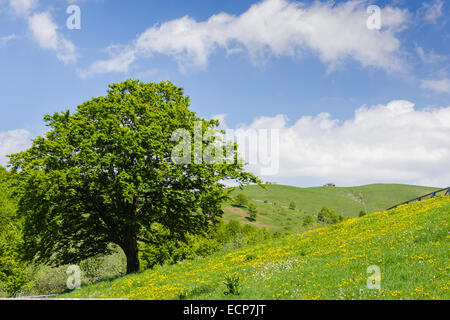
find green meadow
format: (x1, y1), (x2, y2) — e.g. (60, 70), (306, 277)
(59, 196), (450, 300)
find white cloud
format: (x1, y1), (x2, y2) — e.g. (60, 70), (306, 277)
(420, 0), (444, 24)
(415, 44), (447, 64)
(229, 100), (450, 187)
(8, 0), (37, 17)
(77, 45), (135, 78)
(28, 11), (77, 63)
(5, 1), (78, 63)
(0, 129), (31, 166)
(0, 33), (17, 47)
(420, 78), (450, 93)
(80, 0), (410, 76)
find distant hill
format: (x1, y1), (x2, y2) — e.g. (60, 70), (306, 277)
(223, 184), (440, 232)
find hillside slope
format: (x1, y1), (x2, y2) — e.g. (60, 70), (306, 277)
(60, 196), (450, 300)
(234, 183), (440, 215)
(223, 183), (440, 233)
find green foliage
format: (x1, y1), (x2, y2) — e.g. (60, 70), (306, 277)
(289, 200), (296, 210)
(0, 167), (28, 297)
(9, 80), (259, 274)
(223, 273), (241, 296)
(247, 202), (257, 220)
(317, 206), (344, 224)
(358, 210), (367, 217)
(0, 229), (28, 296)
(0, 167), (17, 229)
(235, 193), (249, 207)
(302, 214), (315, 226)
(138, 223), (221, 270)
(18, 247), (126, 296)
(138, 220), (273, 271)
(23, 264), (69, 295)
(215, 220), (272, 247)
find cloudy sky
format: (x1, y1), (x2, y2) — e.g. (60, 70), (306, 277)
(0, 0), (449, 187)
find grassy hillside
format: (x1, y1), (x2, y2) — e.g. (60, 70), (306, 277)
(222, 184), (441, 232)
(59, 196), (450, 300)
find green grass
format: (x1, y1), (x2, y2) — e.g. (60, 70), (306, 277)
(222, 184), (441, 232)
(58, 196), (450, 300)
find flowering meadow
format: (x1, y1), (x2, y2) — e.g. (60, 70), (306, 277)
(60, 196), (449, 300)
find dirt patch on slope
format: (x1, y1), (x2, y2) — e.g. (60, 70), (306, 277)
(224, 206), (271, 228)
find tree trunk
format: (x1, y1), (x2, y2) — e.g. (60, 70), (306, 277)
(122, 230), (140, 274)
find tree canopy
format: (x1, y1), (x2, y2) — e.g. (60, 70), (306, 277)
(9, 80), (259, 274)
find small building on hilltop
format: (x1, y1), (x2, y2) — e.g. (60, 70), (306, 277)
(323, 182), (336, 187)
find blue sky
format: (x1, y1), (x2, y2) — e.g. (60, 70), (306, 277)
(0, 0), (449, 187)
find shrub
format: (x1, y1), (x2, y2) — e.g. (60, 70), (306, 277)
(289, 201), (296, 210)
(18, 247), (126, 296)
(317, 206), (344, 224)
(223, 273), (241, 296)
(302, 215), (315, 226)
(138, 223), (221, 270)
(234, 193), (249, 207)
(359, 210), (367, 217)
(185, 234), (221, 260)
(0, 225), (28, 297)
(23, 264), (69, 295)
(248, 202), (258, 220)
(0, 237), (28, 296)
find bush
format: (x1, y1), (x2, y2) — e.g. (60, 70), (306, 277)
(289, 201), (296, 210)
(317, 206), (344, 224)
(17, 247), (127, 296)
(0, 234), (28, 297)
(23, 264), (69, 295)
(358, 210), (367, 217)
(223, 273), (241, 296)
(248, 202), (258, 220)
(302, 215), (315, 226)
(138, 223), (221, 270)
(234, 193), (249, 207)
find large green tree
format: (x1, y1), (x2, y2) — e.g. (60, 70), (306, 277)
(9, 80), (259, 274)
